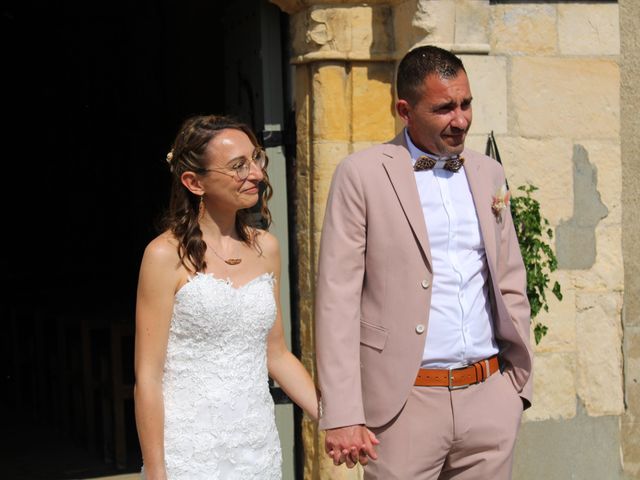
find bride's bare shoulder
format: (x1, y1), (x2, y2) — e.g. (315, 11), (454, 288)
(253, 229), (279, 257)
(142, 231), (181, 266)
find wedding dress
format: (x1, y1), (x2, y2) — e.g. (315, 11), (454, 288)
(142, 272), (282, 479)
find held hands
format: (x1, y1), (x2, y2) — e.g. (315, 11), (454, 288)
(325, 424), (380, 468)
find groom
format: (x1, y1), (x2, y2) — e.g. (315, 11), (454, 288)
(315, 45), (532, 479)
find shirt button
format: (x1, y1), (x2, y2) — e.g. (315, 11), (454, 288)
(415, 324), (426, 334)
(421, 279), (430, 289)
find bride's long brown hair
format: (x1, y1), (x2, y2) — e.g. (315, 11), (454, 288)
(162, 115), (273, 273)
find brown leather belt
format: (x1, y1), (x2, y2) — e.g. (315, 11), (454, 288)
(414, 355), (500, 390)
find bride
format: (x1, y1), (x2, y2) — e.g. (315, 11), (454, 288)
(133, 115), (319, 479)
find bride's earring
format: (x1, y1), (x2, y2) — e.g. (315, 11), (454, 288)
(198, 195), (205, 220)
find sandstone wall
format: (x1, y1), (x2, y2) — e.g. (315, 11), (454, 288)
(620, 0), (640, 478)
(271, 1), (630, 478)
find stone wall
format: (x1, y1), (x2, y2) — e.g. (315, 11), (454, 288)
(620, 0), (640, 478)
(478, 1), (624, 420)
(272, 1), (630, 478)
(292, 57), (396, 479)
(472, 3), (624, 478)
(272, 2), (398, 477)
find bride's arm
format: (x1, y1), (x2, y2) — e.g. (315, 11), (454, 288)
(262, 233), (319, 421)
(134, 234), (181, 480)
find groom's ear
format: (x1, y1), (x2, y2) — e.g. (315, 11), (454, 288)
(396, 99), (411, 124)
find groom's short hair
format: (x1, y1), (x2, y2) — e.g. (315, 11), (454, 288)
(396, 45), (466, 106)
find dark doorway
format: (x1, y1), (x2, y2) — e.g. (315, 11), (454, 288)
(0, 1), (295, 478)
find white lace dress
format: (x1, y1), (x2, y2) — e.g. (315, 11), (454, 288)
(142, 272), (282, 479)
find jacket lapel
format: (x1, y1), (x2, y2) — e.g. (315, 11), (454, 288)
(382, 133), (433, 272)
(464, 150), (498, 269)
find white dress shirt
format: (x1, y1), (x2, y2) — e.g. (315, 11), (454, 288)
(405, 130), (499, 369)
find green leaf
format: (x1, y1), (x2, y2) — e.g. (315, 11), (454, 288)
(534, 323), (548, 345)
(552, 281), (563, 301)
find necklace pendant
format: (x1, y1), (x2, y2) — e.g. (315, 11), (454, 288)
(224, 258), (242, 266)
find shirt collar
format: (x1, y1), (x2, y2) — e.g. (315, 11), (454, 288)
(404, 129), (461, 169)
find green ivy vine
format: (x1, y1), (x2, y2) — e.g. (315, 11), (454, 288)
(510, 184), (563, 344)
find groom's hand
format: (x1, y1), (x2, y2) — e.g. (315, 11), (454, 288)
(325, 424), (379, 468)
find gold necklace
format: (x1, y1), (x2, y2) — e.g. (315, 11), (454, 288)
(209, 243), (242, 266)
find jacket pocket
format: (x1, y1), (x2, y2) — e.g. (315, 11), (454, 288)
(360, 320), (388, 351)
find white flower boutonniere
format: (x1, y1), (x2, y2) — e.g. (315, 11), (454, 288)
(491, 184), (511, 222)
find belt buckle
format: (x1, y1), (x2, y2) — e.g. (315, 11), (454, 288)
(448, 365), (470, 390)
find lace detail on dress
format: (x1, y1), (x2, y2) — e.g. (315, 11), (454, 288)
(142, 272), (282, 480)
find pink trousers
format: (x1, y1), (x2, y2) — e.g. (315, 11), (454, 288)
(365, 371), (523, 480)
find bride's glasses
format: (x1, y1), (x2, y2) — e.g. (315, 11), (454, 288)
(201, 148), (267, 181)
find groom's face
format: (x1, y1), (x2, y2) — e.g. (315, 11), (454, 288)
(397, 70), (473, 157)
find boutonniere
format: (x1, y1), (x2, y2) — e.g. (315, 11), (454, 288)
(491, 184), (510, 222)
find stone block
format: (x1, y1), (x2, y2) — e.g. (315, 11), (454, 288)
(556, 144), (610, 271)
(515, 402), (624, 480)
(313, 231), (322, 268)
(576, 140), (622, 225)
(291, 4), (393, 61)
(572, 225), (624, 292)
(621, 0), (640, 341)
(393, 0), (424, 58)
(511, 57), (620, 139)
(461, 55), (507, 136)
(454, 1), (490, 48)
(490, 4), (557, 55)
(301, 419), (319, 479)
(558, 3), (620, 56)
(296, 232), (314, 288)
(622, 326), (640, 477)
(397, 0), (456, 53)
(295, 65), (311, 150)
(575, 292), (624, 416)
(295, 227), (312, 289)
(312, 141), (350, 222)
(351, 63), (396, 143)
(298, 287), (314, 328)
(489, 136), (574, 226)
(523, 352), (576, 422)
(623, 326), (640, 395)
(351, 5), (393, 58)
(312, 63), (350, 141)
(463, 134), (487, 154)
(397, 0), (490, 55)
(352, 141), (380, 153)
(532, 270), (576, 354)
(290, 9), (310, 56)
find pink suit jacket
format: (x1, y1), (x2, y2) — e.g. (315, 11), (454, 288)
(315, 132), (533, 431)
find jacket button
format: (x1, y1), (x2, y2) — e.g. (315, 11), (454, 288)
(415, 324), (425, 334)
(421, 279), (430, 289)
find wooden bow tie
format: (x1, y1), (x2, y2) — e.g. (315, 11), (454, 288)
(414, 155), (465, 173)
